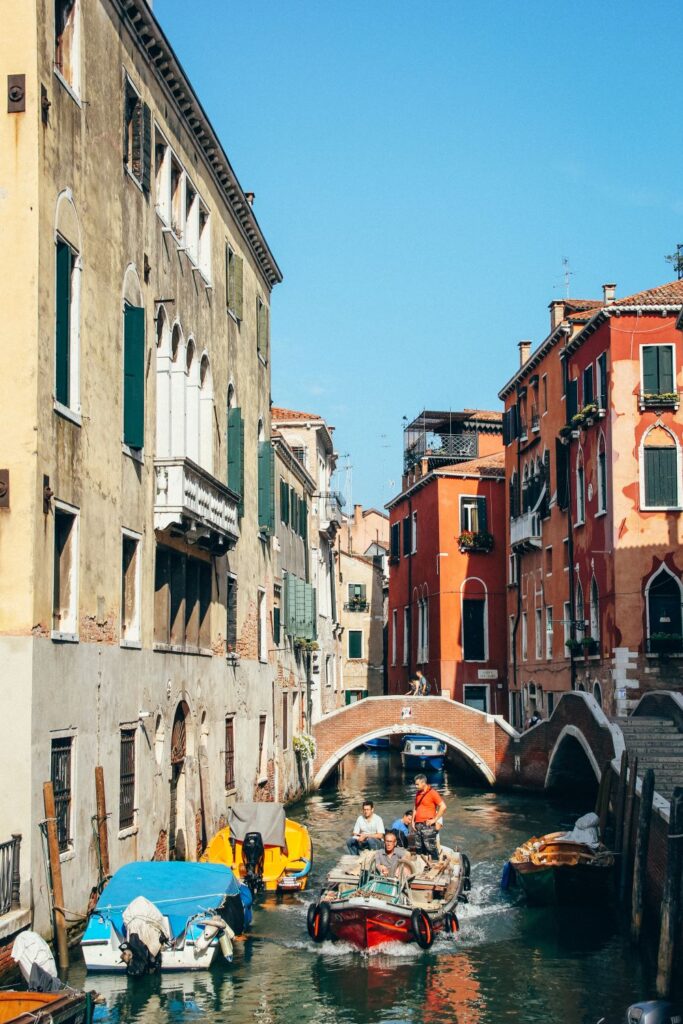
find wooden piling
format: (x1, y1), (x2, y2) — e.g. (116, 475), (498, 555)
(43, 781), (69, 972)
(631, 767), (655, 944)
(597, 759), (613, 840)
(656, 786), (683, 998)
(95, 766), (110, 881)
(620, 754), (638, 903)
(614, 749), (629, 855)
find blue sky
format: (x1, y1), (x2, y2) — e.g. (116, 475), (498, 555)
(157, 0), (683, 509)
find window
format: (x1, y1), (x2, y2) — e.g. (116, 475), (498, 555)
(280, 478), (289, 525)
(542, 374), (548, 414)
(258, 588), (267, 662)
(563, 538), (570, 569)
(119, 728), (136, 830)
(417, 598), (429, 663)
(184, 558), (212, 650)
(227, 406), (245, 518)
(391, 608), (397, 665)
(641, 345), (675, 398)
(545, 545), (553, 576)
(53, 502), (78, 639)
(508, 553), (518, 586)
(463, 685), (489, 712)
(185, 180), (198, 260)
(258, 715), (267, 780)
(546, 606), (553, 660)
(411, 511), (418, 553)
(402, 517), (411, 556)
(154, 130), (171, 222)
(226, 246), (244, 319)
(51, 737), (73, 852)
(642, 426), (680, 509)
(576, 580), (585, 638)
(547, 691), (555, 716)
(583, 364), (594, 406)
(348, 630), (363, 660)
(348, 583), (367, 610)
(535, 608), (543, 660)
(575, 451), (585, 525)
(170, 154), (184, 239)
(123, 302), (145, 450)
(153, 546), (211, 650)
(597, 434), (607, 513)
(198, 202), (211, 281)
(563, 600), (571, 655)
(646, 567), (683, 651)
(509, 615), (515, 663)
(521, 611), (527, 660)
(290, 486), (299, 535)
(226, 574), (238, 656)
(463, 598), (486, 661)
(403, 606), (409, 665)
(257, 297), (269, 363)
(54, 0), (80, 94)
(55, 237), (80, 412)
(121, 531), (141, 644)
(123, 77), (151, 192)
(390, 522), (400, 559)
(460, 496), (487, 532)
(597, 352), (608, 410)
(224, 717), (235, 790)
(282, 693), (289, 751)
(590, 577), (600, 643)
(258, 440), (275, 534)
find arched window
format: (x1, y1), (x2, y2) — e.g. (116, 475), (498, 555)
(509, 471), (518, 519)
(646, 565), (683, 654)
(461, 577), (488, 662)
(155, 306), (171, 458)
(170, 323), (186, 458)
(575, 449), (585, 524)
(593, 682), (602, 708)
(597, 432), (607, 513)
(122, 265), (145, 451)
(54, 191), (82, 415)
(198, 353), (213, 473)
(522, 463), (529, 512)
(590, 576), (600, 643)
(185, 339), (199, 464)
(575, 578), (585, 636)
(641, 425), (680, 509)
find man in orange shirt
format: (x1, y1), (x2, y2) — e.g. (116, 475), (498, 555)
(413, 774), (446, 861)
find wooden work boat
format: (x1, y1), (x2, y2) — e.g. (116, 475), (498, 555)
(507, 830), (615, 906)
(202, 803), (312, 893)
(0, 991), (93, 1024)
(307, 847), (470, 950)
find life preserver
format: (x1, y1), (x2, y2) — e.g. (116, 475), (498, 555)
(306, 901), (330, 943)
(442, 911), (459, 936)
(410, 908), (434, 949)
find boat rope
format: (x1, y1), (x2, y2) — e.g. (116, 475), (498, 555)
(52, 904), (88, 921)
(96, 893), (230, 913)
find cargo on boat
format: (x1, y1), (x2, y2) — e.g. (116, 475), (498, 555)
(0, 991), (93, 1024)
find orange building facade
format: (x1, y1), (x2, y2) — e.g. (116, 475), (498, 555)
(386, 411), (508, 714)
(500, 280), (683, 726)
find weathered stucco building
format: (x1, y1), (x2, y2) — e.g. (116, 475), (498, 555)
(0, 0), (284, 935)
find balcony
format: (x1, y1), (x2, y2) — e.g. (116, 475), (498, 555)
(154, 457), (240, 552)
(344, 600), (369, 612)
(319, 492), (344, 534)
(510, 510), (541, 551)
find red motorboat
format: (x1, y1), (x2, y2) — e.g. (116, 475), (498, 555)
(307, 848), (470, 951)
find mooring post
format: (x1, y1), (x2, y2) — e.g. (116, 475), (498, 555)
(43, 781), (69, 972)
(655, 786), (683, 998)
(614, 749), (629, 855)
(597, 759), (613, 841)
(95, 766), (110, 881)
(620, 754), (638, 903)
(631, 767), (655, 944)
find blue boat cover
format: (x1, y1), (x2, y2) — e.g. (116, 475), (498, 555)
(93, 862), (252, 936)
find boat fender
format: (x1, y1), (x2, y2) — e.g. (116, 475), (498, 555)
(219, 925), (235, 961)
(306, 901), (330, 943)
(500, 860), (514, 891)
(442, 911), (459, 936)
(410, 909), (434, 949)
(462, 853), (472, 892)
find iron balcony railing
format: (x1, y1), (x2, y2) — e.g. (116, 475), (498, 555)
(343, 600), (369, 612)
(404, 431), (478, 473)
(0, 834), (21, 915)
(319, 492), (344, 530)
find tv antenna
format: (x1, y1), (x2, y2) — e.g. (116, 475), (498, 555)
(562, 257), (573, 297)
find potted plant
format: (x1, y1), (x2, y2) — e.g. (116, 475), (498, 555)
(458, 530), (494, 553)
(581, 402), (598, 427)
(648, 632), (683, 656)
(565, 638), (582, 656)
(580, 636), (598, 657)
(292, 733), (316, 763)
(558, 424), (572, 445)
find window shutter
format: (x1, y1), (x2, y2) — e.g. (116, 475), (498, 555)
(226, 576), (238, 653)
(123, 304), (145, 449)
(360, 583), (367, 602)
(502, 410), (510, 446)
(556, 439), (569, 510)
(300, 498), (308, 540)
(645, 447), (678, 507)
(284, 575), (297, 636)
(55, 241), (72, 407)
(463, 599), (485, 661)
(390, 522), (400, 557)
(257, 299), (269, 361)
(289, 486), (297, 533)
(476, 496), (487, 532)
(141, 103), (152, 193)
(659, 347), (674, 394)
(258, 441), (275, 533)
(234, 255), (243, 320)
(227, 407), (244, 515)
(566, 379), (578, 422)
(402, 516), (411, 555)
(642, 346), (658, 393)
(583, 365), (594, 405)
(543, 449), (551, 516)
(273, 607), (281, 645)
(598, 352), (608, 409)
(349, 631), (362, 659)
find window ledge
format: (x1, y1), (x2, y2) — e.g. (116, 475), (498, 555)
(120, 639), (142, 650)
(641, 506), (683, 513)
(574, 520), (585, 529)
(54, 400), (82, 427)
(594, 510), (607, 519)
(226, 653), (240, 666)
(153, 642), (212, 656)
(645, 653), (683, 660)
(59, 848), (75, 864)
(53, 67), (82, 107)
(224, 787), (237, 797)
(227, 308), (241, 326)
(124, 167), (144, 193)
(258, 354), (268, 368)
(122, 443), (144, 464)
(118, 825), (139, 840)
(51, 630), (78, 643)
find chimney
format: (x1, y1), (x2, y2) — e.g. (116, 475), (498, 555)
(549, 300), (565, 331)
(602, 283), (616, 305)
(354, 503), (362, 526)
(245, 192), (255, 207)
(518, 340), (531, 367)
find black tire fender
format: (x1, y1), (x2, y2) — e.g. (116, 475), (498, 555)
(307, 900), (330, 943)
(462, 852), (472, 892)
(442, 911), (459, 936)
(410, 908), (434, 949)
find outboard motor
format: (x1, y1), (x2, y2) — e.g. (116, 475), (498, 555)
(242, 831), (265, 894)
(625, 1003), (682, 1024)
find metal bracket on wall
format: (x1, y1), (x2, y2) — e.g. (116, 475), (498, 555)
(7, 74), (25, 113)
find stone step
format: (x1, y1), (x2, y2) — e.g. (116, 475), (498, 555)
(621, 721), (679, 733)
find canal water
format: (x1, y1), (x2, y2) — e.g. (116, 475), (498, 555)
(68, 749), (653, 1024)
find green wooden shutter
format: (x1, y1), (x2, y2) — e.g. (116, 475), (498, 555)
(234, 255), (243, 320)
(598, 352), (608, 409)
(227, 408), (244, 517)
(645, 447), (677, 507)
(257, 299), (269, 361)
(348, 630), (362, 659)
(55, 240), (72, 406)
(284, 574), (297, 636)
(123, 304), (145, 449)
(141, 103), (152, 193)
(566, 379), (578, 422)
(543, 449), (552, 516)
(280, 479), (288, 525)
(258, 441), (275, 533)
(642, 346), (658, 393)
(476, 497), (487, 532)
(273, 607), (281, 645)
(583, 365), (594, 405)
(304, 582), (315, 640)
(556, 440), (569, 510)
(659, 347), (674, 394)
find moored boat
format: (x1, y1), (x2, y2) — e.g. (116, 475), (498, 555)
(362, 737), (392, 750)
(307, 846), (470, 950)
(82, 861), (252, 973)
(401, 735), (446, 773)
(505, 812), (614, 906)
(0, 992), (93, 1024)
(201, 802), (312, 893)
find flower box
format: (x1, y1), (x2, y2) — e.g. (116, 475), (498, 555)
(458, 530), (494, 553)
(648, 633), (683, 656)
(639, 392), (680, 411)
(580, 637), (598, 657)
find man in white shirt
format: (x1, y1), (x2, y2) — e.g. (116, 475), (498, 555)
(346, 800), (385, 855)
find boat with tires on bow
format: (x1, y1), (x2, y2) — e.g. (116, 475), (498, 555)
(307, 846), (470, 950)
(201, 802), (312, 893)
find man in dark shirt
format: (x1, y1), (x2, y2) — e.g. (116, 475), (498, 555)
(373, 831), (409, 878)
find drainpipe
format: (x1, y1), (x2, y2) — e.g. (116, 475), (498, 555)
(511, 390), (523, 727)
(407, 495), (413, 680)
(566, 448), (577, 693)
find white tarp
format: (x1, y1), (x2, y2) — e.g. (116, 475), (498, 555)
(559, 811), (601, 847)
(227, 803), (287, 849)
(123, 896), (170, 957)
(12, 931), (57, 984)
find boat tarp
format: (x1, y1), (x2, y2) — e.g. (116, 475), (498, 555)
(94, 862), (244, 935)
(558, 812), (600, 847)
(227, 803), (287, 848)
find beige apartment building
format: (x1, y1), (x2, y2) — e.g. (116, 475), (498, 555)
(0, 0), (283, 934)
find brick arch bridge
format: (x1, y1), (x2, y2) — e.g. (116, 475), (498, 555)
(311, 693), (624, 791)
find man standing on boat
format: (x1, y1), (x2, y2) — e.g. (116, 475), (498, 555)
(413, 775), (446, 861)
(346, 800), (385, 855)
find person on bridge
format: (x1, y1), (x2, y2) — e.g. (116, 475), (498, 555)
(346, 800), (385, 855)
(415, 669), (431, 695)
(413, 774), (446, 861)
(390, 810), (413, 846)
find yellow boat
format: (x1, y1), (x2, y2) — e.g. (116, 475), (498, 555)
(201, 803), (312, 893)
